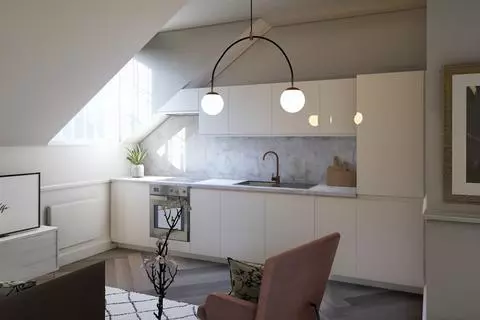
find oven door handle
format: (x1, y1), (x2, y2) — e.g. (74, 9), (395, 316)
(150, 195), (168, 203)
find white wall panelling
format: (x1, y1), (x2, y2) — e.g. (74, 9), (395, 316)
(47, 199), (104, 249)
(356, 71), (424, 198)
(42, 182), (113, 266)
(0, 226), (58, 281)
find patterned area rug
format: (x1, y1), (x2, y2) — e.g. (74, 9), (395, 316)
(105, 286), (198, 320)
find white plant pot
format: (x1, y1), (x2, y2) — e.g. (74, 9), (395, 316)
(131, 164), (145, 178)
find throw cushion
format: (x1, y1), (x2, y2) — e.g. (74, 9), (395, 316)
(227, 257), (263, 303)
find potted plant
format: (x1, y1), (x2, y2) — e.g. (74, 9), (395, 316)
(126, 144), (147, 178)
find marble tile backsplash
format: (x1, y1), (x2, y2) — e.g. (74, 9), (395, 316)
(142, 116), (356, 184)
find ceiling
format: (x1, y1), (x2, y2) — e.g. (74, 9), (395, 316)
(162, 0), (426, 31)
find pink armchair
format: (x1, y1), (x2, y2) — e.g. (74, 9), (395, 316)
(198, 232), (340, 320)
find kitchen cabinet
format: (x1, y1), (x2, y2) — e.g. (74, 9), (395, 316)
(356, 71), (424, 198)
(271, 81), (320, 135)
(229, 84), (271, 135)
(316, 197), (357, 278)
(356, 198), (424, 288)
(111, 181), (150, 247)
(265, 194), (315, 258)
(190, 189), (221, 257)
(319, 78), (356, 136)
(198, 87), (230, 135)
(161, 88), (199, 113)
(221, 191), (265, 263)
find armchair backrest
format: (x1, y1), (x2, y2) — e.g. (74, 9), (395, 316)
(256, 233), (340, 320)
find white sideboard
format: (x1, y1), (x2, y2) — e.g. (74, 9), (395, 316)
(0, 226), (58, 281)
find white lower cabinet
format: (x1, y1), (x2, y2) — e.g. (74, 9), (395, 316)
(316, 197), (357, 278)
(220, 191), (265, 263)
(265, 194), (315, 258)
(190, 189), (221, 257)
(111, 181), (150, 248)
(356, 198), (424, 288)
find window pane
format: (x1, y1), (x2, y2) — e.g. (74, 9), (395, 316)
(50, 57), (154, 145)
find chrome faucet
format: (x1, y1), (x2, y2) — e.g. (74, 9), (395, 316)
(262, 151), (280, 185)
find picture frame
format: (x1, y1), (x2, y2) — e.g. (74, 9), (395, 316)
(0, 172), (40, 237)
(444, 64), (480, 203)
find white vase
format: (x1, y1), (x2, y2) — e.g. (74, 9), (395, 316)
(131, 164), (144, 178)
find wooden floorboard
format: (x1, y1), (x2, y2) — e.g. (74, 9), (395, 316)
(46, 248), (423, 320)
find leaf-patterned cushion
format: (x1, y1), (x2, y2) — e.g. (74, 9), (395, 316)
(227, 258), (263, 303)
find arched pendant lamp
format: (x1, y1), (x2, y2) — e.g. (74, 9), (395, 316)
(201, 0), (305, 116)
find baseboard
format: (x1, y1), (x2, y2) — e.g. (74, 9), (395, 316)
(115, 243), (228, 264)
(59, 239), (115, 266)
(330, 275), (423, 294)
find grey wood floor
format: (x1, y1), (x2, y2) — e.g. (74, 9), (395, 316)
(38, 249), (423, 320)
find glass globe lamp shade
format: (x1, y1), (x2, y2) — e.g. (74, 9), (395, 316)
(201, 92), (224, 116)
(354, 112), (364, 125)
(280, 87), (305, 113)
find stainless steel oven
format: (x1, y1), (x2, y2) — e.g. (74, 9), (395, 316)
(150, 184), (190, 242)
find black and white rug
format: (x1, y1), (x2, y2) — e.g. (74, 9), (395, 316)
(105, 286), (198, 320)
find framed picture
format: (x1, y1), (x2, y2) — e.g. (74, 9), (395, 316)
(444, 64), (480, 203)
(0, 173), (40, 237)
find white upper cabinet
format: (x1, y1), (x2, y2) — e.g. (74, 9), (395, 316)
(228, 84), (272, 135)
(356, 71), (424, 198)
(161, 88), (199, 113)
(319, 78), (356, 136)
(198, 87), (230, 135)
(271, 81), (320, 135)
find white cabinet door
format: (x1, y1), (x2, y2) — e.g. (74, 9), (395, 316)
(356, 71), (424, 198)
(199, 87), (230, 135)
(316, 197), (357, 278)
(229, 84), (271, 135)
(161, 88), (199, 113)
(271, 81), (320, 135)
(221, 191), (265, 263)
(356, 198), (424, 288)
(265, 194), (315, 258)
(319, 78), (356, 136)
(190, 189), (221, 257)
(111, 182), (150, 247)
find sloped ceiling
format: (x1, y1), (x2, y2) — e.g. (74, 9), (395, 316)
(163, 0), (426, 31)
(0, 0), (185, 146)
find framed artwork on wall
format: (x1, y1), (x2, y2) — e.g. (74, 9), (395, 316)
(444, 64), (480, 203)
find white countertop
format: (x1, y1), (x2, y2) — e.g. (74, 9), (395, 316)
(111, 176), (357, 198)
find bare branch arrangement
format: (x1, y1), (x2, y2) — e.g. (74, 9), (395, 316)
(143, 198), (189, 319)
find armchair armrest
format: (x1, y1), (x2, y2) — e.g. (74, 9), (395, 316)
(198, 293), (257, 320)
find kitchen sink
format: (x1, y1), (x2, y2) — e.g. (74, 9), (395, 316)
(235, 180), (316, 189)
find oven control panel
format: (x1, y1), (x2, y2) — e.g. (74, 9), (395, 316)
(150, 184), (189, 197)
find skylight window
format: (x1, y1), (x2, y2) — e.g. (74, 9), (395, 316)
(50, 58), (153, 145)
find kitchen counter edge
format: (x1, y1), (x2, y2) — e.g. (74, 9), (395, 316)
(111, 177), (357, 198)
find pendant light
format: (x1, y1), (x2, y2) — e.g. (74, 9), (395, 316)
(202, 0), (305, 116)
